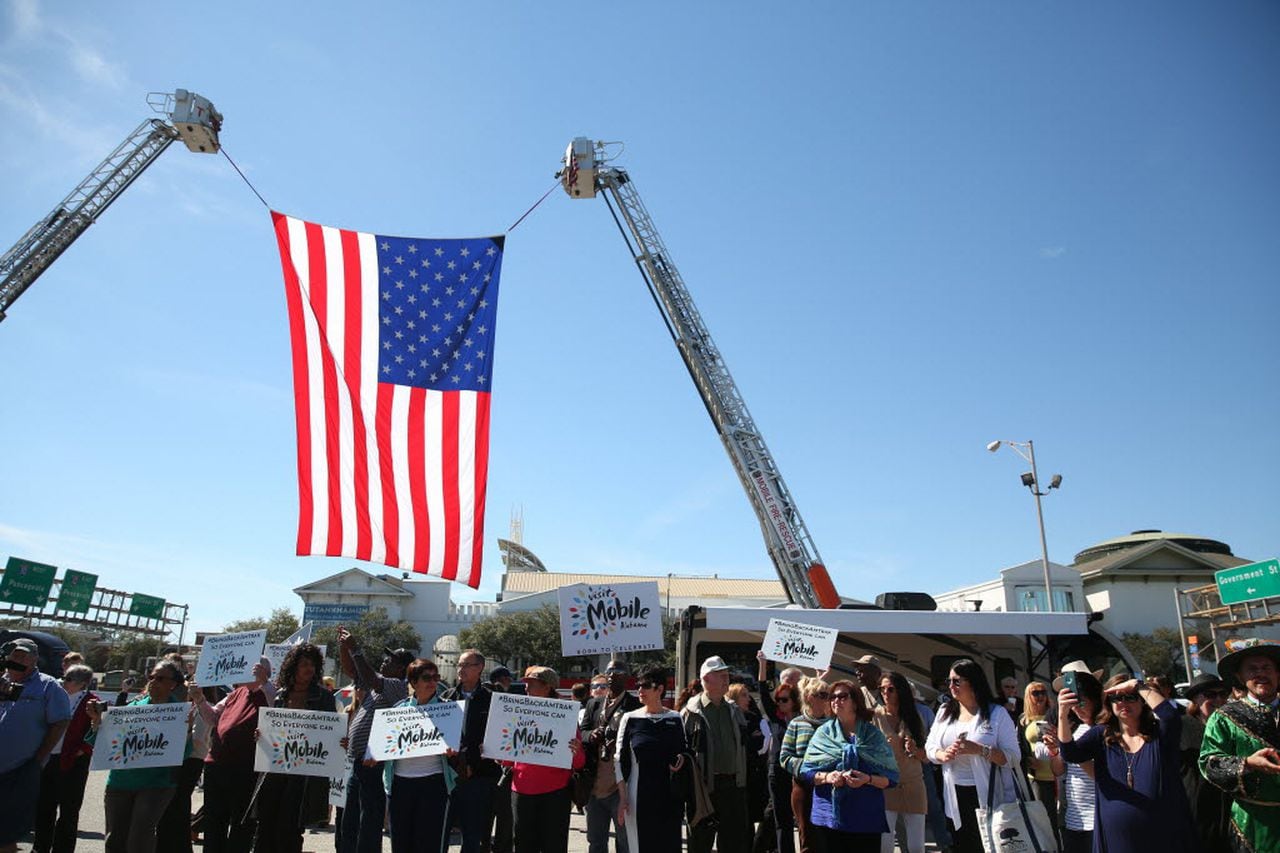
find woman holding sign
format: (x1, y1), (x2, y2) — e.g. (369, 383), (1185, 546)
(250, 643), (336, 853)
(616, 666), (690, 853)
(85, 659), (192, 853)
(510, 665), (585, 853)
(384, 658), (454, 853)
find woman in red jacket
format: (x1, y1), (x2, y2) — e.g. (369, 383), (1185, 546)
(510, 666), (584, 853)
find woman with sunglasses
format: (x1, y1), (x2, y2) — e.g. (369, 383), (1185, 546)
(781, 677), (833, 853)
(1179, 674), (1231, 853)
(1058, 673), (1196, 853)
(923, 659), (1020, 853)
(615, 666), (689, 853)
(1017, 681), (1060, 848)
(1038, 669), (1102, 853)
(757, 678), (802, 853)
(85, 660), (193, 853)
(799, 679), (898, 853)
(381, 658), (454, 853)
(873, 672), (927, 853)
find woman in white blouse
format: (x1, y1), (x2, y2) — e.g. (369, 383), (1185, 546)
(923, 660), (1020, 853)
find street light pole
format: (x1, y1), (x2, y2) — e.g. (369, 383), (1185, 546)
(1026, 440), (1055, 613)
(987, 439), (1062, 613)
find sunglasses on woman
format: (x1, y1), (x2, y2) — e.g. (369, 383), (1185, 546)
(1109, 692), (1142, 704)
(1030, 690), (1047, 697)
(830, 692), (852, 702)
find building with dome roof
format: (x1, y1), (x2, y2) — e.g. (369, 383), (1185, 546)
(934, 529), (1256, 648)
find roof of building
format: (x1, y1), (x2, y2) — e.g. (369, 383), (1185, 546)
(1071, 537), (1249, 578)
(500, 571), (787, 600)
(1073, 529), (1234, 564)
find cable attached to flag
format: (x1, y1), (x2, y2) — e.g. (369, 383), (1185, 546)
(506, 180), (560, 233)
(221, 147), (271, 209)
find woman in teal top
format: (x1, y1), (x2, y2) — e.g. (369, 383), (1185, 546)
(85, 659), (193, 853)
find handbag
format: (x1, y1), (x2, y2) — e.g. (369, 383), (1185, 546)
(978, 759), (1058, 853)
(570, 769), (592, 808)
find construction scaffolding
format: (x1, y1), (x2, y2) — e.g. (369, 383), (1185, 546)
(1175, 581), (1280, 681)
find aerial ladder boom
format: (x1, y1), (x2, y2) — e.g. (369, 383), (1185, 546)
(0, 90), (223, 322)
(560, 138), (840, 609)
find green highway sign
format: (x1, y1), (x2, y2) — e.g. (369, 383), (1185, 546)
(0, 557), (57, 607)
(56, 569), (99, 613)
(1216, 559), (1280, 605)
(130, 593), (167, 620)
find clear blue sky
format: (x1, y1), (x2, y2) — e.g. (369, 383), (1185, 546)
(2, 2), (1276, 638)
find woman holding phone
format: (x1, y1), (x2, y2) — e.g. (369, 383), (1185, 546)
(1058, 673), (1195, 853)
(1037, 665), (1103, 853)
(923, 660), (1020, 853)
(1017, 681), (1059, 848)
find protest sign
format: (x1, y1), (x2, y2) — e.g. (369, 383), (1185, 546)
(368, 701), (464, 761)
(255, 707), (347, 777)
(558, 580), (663, 657)
(482, 692), (580, 769)
(329, 755), (353, 808)
(762, 618), (840, 671)
(197, 630), (268, 686)
(263, 643), (327, 679)
(89, 703), (189, 771)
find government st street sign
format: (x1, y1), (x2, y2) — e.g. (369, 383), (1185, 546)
(0, 557), (57, 607)
(1216, 559), (1280, 605)
(130, 593), (167, 620)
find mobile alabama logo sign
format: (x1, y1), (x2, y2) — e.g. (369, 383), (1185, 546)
(558, 581), (663, 656)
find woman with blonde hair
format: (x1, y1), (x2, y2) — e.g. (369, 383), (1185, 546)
(781, 677), (833, 853)
(1017, 681), (1059, 848)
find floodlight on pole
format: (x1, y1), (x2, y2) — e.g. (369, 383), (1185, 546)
(986, 438), (1063, 612)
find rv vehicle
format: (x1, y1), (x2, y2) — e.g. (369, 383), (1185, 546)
(675, 605), (1139, 699)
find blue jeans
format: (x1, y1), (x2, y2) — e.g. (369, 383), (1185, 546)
(447, 775), (498, 853)
(922, 763), (951, 849)
(585, 790), (628, 853)
(341, 762), (387, 853)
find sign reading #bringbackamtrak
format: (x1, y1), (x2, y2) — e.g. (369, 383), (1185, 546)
(255, 707), (347, 777)
(762, 618), (839, 671)
(196, 629), (268, 686)
(368, 701), (465, 760)
(89, 704), (189, 771)
(482, 693), (580, 770)
(558, 581), (663, 657)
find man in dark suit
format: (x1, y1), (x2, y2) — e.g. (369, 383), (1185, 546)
(580, 659), (641, 853)
(440, 649), (502, 853)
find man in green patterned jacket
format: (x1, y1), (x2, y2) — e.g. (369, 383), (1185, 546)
(1200, 638), (1280, 852)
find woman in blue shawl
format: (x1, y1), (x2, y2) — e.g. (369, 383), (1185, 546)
(799, 679), (899, 852)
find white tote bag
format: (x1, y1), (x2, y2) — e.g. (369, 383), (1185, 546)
(978, 762), (1059, 853)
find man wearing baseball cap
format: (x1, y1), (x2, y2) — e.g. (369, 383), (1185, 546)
(1, 638), (71, 853)
(682, 655), (749, 853)
(1200, 638), (1280, 852)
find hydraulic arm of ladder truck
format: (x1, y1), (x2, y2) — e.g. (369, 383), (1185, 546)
(0, 90), (223, 323)
(558, 138), (840, 610)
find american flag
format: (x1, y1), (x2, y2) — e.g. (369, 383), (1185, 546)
(272, 212), (503, 588)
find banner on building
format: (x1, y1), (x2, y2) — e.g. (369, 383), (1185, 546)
(255, 707), (348, 777)
(482, 693), (580, 769)
(558, 581), (663, 657)
(90, 703), (189, 771)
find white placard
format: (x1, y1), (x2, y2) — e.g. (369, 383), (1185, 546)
(254, 707), (347, 777)
(369, 701), (464, 761)
(90, 703), (189, 771)
(482, 693), (580, 769)
(264, 643), (327, 678)
(558, 581), (663, 657)
(762, 618), (839, 671)
(328, 755), (353, 808)
(197, 630), (268, 686)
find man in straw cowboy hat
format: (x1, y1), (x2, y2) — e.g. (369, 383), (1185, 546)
(1200, 638), (1280, 852)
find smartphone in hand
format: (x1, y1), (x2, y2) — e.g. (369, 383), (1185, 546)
(1062, 671), (1079, 695)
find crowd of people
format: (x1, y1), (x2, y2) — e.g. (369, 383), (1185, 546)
(4, 631), (1280, 852)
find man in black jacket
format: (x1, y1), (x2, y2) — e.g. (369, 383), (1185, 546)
(441, 648), (502, 853)
(580, 659), (641, 853)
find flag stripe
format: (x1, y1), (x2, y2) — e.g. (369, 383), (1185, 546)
(273, 213), (315, 556)
(274, 212), (497, 588)
(340, 228), (372, 560)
